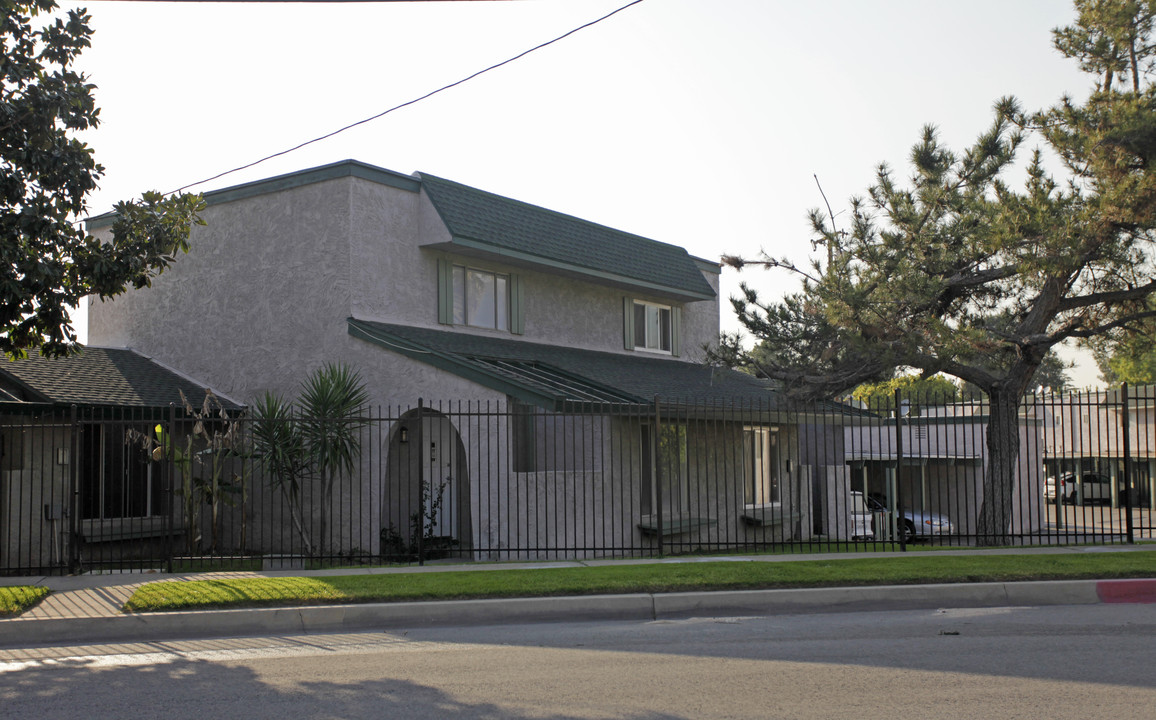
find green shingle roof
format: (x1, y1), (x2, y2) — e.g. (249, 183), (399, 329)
(348, 318), (789, 411)
(91, 160), (719, 303)
(418, 173), (716, 301)
(0, 347), (241, 410)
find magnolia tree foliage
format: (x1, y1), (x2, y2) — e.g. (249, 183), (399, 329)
(718, 0), (1156, 543)
(1, 1), (203, 358)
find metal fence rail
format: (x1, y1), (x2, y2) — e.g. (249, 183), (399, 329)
(2, 386), (1152, 575)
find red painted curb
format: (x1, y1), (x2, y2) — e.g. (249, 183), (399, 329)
(1096, 579), (1156, 604)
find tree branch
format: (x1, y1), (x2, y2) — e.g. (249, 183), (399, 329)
(1057, 278), (1156, 312)
(1062, 307), (1156, 340)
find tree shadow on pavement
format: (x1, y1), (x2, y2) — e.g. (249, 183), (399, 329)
(0, 650), (686, 720)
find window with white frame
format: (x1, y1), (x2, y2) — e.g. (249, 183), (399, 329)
(623, 297), (681, 356)
(743, 426), (779, 507)
(452, 265), (509, 331)
(633, 301), (672, 353)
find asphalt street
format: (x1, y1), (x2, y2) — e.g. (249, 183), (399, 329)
(2, 603), (1154, 719)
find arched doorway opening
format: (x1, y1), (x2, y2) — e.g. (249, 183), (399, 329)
(381, 408), (471, 561)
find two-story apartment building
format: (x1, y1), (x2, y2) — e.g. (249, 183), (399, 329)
(85, 160), (810, 560)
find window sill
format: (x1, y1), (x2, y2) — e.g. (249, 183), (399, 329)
(741, 507), (800, 527)
(449, 323), (512, 335)
(637, 515), (716, 536)
(79, 517), (178, 543)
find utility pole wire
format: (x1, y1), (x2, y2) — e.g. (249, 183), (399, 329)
(96, 2), (522, 4)
(169, 0), (647, 195)
(96, 1), (522, 3)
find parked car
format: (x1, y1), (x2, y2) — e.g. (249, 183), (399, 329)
(1045, 472), (1122, 505)
(865, 494), (955, 542)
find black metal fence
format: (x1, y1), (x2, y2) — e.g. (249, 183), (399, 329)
(2, 386), (1153, 575)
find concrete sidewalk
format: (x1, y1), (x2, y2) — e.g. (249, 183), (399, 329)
(2, 546), (1155, 648)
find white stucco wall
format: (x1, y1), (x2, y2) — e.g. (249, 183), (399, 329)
(90, 171), (723, 407)
(348, 178), (441, 328)
(0, 422), (71, 570)
(89, 176), (360, 402)
(680, 261), (722, 361)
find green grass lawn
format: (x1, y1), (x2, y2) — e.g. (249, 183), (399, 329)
(0, 586), (49, 616)
(123, 549), (1156, 613)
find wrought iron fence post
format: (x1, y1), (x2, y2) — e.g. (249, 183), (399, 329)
(165, 403), (177, 572)
(67, 404), (81, 573)
(416, 398), (425, 566)
(894, 388), (906, 551)
(320, 414), (329, 563)
(1122, 383), (1134, 544)
(654, 396), (664, 558)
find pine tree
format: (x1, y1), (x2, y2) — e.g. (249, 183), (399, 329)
(720, 0), (1156, 543)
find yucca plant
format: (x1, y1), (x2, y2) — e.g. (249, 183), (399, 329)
(299, 363), (369, 558)
(251, 391), (313, 555)
(253, 364), (368, 558)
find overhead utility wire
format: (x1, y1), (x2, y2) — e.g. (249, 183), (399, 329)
(98, 1), (526, 3)
(170, 0), (647, 195)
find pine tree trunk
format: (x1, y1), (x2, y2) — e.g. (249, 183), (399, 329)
(976, 389), (1021, 546)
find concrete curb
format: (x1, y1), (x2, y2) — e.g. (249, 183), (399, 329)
(1096, 578), (1156, 603)
(652, 580), (1097, 618)
(0, 593), (658, 646)
(654, 578), (1119, 618)
(4, 578), (1155, 648)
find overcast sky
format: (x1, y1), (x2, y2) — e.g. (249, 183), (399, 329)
(64, 0), (1098, 385)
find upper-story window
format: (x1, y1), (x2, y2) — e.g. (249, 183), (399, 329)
(437, 258), (524, 335)
(623, 297), (681, 356)
(453, 265), (508, 331)
(633, 301), (671, 353)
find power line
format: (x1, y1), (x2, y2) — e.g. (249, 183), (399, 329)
(96, 1), (522, 3)
(169, 0), (647, 195)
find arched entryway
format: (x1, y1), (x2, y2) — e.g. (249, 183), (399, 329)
(381, 408), (471, 560)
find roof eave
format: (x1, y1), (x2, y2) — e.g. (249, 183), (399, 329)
(423, 237), (716, 303)
(0, 369), (54, 405)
